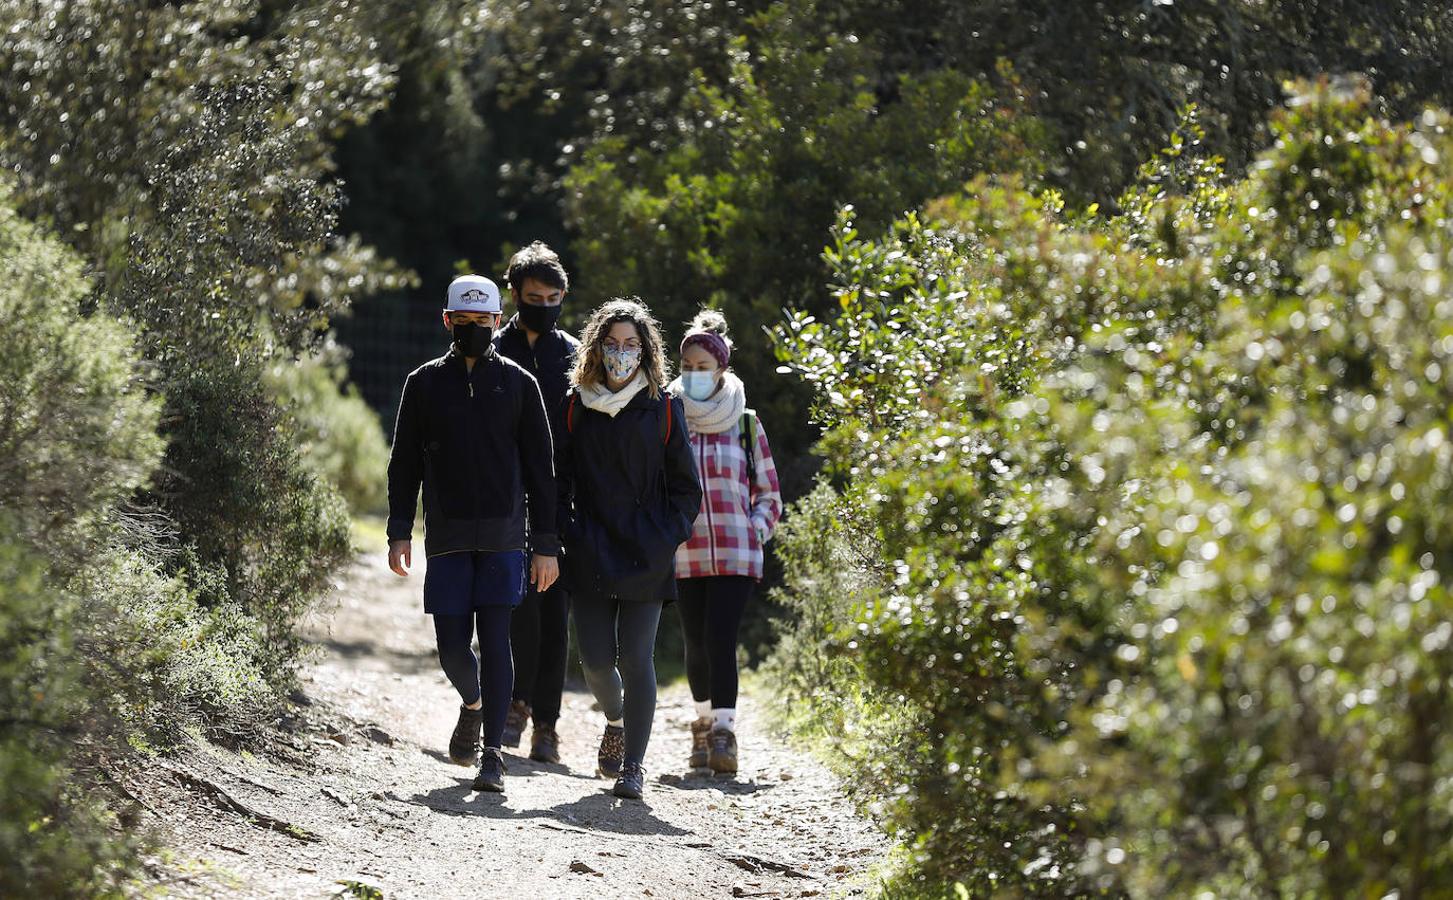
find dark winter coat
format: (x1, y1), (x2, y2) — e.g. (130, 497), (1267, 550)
(493, 315), (579, 427)
(556, 386), (702, 602)
(386, 348), (559, 558)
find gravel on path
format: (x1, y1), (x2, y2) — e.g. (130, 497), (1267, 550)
(144, 553), (887, 900)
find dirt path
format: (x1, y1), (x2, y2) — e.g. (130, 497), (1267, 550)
(144, 553), (887, 899)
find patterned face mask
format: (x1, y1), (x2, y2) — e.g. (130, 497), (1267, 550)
(603, 346), (642, 382)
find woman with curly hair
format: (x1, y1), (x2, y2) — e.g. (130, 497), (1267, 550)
(556, 298), (702, 799)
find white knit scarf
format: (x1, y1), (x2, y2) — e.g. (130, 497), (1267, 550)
(670, 371), (747, 434)
(578, 371), (649, 417)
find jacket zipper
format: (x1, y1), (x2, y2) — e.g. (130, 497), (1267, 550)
(467, 366), (476, 546)
(700, 435), (718, 573)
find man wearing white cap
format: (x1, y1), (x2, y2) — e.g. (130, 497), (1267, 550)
(385, 274), (560, 793)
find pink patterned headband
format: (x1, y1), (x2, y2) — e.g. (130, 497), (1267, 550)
(682, 331), (730, 369)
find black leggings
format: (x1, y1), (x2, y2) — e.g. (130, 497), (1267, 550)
(572, 597), (662, 767)
(676, 576), (753, 710)
(433, 605), (514, 748)
(510, 581), (569, 726)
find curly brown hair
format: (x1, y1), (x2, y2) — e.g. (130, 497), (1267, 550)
(571, 297), (670, 399)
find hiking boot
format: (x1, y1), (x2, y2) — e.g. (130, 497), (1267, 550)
(689, 717), (711, 770)
(472, 747), (506, 793)
(448, 704), (483, 765)
(530, 722), (561, 764)
(613, 761), (646, 800)
(502, 699), (530, 748)
(708, 726), (738, 775)
(597, 724), (625, 779)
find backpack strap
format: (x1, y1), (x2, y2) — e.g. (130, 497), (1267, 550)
(566, 391), (576, 433)
(661, 392), (673, 445)
(739, 409), (756, 477)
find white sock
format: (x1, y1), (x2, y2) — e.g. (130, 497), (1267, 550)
(694, 700), (712, 719)
(712, 708), (736, 732)
(607, 717), (624, 728)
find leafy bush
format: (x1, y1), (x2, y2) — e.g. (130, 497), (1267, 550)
(0, 187), (154, 891)
(267, 340), (391, 516)
(0, 2), (410, 689)
(0, 537), (140, 899)
(0, 185), (163, 564)
(771, 86), (1453, 895)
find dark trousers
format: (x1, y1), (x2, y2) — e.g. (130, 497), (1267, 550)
(433, 606), (514, 748)
(676, 575), (753, 710)
(572, 596), (663, 767)
(510, 581), (569, 726)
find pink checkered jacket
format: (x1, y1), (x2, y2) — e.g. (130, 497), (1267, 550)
(674, 412), (782, 580)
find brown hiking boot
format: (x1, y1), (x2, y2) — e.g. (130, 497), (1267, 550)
(502, 699), (530, 748)
(597, 724), (625, 778)
(689, 718), (711, 770)
(708, 726), (738, 775)
(530, 722), (561, 764)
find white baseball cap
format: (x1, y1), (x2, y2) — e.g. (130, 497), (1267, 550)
(445, 274), (502, 313)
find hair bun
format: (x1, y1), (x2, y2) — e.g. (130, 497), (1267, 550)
(688, 308), (731, 344)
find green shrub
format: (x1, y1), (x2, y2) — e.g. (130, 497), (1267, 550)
(267, 340), (391, 516)
(70, 550), (274, 742)
(0, 2), (408, 690)
(0, 186), (163, 893)
(772, 86), (1453, 895)
(0, 537), (139, 899)
(0, 184), (163, 565)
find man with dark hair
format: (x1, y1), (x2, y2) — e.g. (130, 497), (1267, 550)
(493, 241), (579, 764)
(387, 274), (559, 793)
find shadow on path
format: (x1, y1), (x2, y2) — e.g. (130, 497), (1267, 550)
(308, 637), (437, 674)
(406, 782), (693, 837)
(657, 773), (777, 796)
(416, 747), (599, 782)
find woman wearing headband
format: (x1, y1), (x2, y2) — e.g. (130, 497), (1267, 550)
(670, 309), (782, 776)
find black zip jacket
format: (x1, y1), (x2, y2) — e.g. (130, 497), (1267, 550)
(493, 315), (579, 428)
(387, 347), (559, 558)
(556, 386), (702, 602)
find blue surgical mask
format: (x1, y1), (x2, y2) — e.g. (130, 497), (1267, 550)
(681, 370), (718, 401)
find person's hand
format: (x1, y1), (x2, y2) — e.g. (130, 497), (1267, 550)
(388, 539), (412, 577)
(530, 553), (559, 592)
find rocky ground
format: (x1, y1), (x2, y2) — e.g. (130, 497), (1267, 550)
(135, 552), (888, 899)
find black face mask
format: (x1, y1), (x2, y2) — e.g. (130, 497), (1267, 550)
(452, 321), (493, 358)
(518, 303), (562, 334)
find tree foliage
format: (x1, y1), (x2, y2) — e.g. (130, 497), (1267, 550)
(0, 0), (409, 682)
(0, 4), (412, 888)
(770, 86), (1453, 895)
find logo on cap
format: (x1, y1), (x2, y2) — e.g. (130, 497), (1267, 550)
(446, 275), (502, 312)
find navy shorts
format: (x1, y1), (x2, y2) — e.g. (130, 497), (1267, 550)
(423, 550), (528, 615)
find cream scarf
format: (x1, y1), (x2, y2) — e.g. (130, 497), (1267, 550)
(578, 371), (649, 417)
(670, 371), (747, 434)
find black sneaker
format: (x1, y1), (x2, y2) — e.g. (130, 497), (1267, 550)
(502, 699), (530, 748)
(613, 761), (645, 800)
(597, 724), (625, 779)
(472, 747), (506, 792)
(530, 722), (561, 764)
(448, 704), (483, 765)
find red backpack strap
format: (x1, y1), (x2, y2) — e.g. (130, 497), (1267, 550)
(566, 392), (576, 433)
(661, 392), (673, 445)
